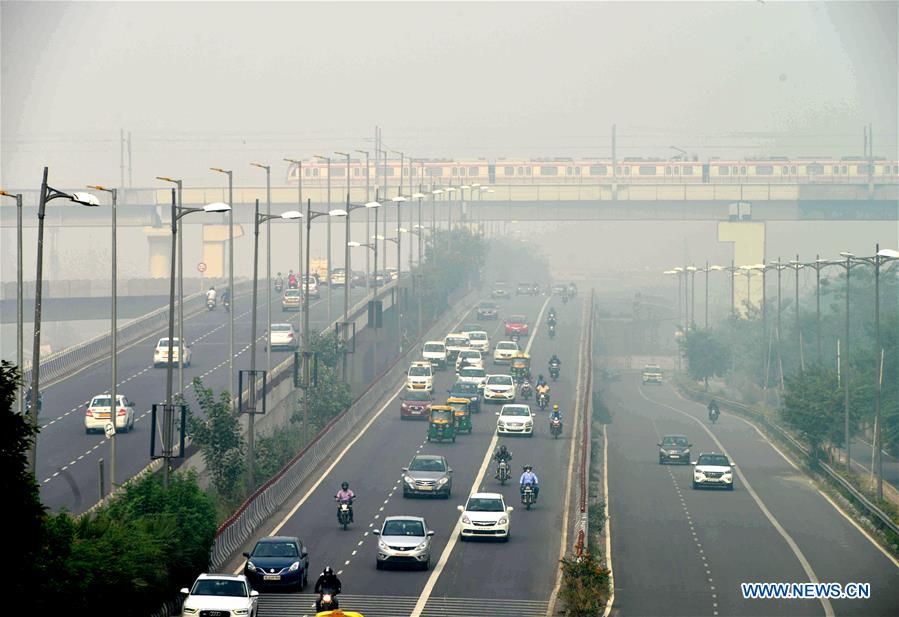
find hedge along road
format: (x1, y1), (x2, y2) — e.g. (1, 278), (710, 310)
(36, 284), (368, 515)
(230, 291), (583, 617)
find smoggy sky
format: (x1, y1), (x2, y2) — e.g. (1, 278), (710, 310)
(1, 1), (896, 188)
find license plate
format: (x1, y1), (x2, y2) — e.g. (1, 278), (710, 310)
(263, 575), (281, 581)
(419, 485), (433, 491)
(670, 455), (680, 459)
(94, 413), (110, 419)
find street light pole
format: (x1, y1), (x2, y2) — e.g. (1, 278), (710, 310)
(157, 177), (185, 397)
(0, 190), (24, 417)
(314, 155), (333, 323)
(788, 255), (804, 372)
(251, 163), (273, 374)
(210, 168), (235, 400)
(391, 196), (407, 353)
(284, 159), (305, 304)
(356, 150), (371, 295)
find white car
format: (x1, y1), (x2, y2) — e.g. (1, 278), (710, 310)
(467, 330), (490, 353)
(268, 323), (299, 350)
(458, 366), (487, 390)
(85, 394), (135, 434)
(153, 337), (191, 367)
(422, 341), (448, 370)
(302, 275), (320, 299)
(444, 332), (471, 362)
(180, 573), (258, 617)
(493, 341), (520, 365)
(406, 361), (434, 392)
(495, 404), (534, 436)
(483, 374), (516, 404)
(457, 492), (512, 541)
(330, 267), (348, 287)
(692, 452), (735, 490)
(455, 349), (484, 372)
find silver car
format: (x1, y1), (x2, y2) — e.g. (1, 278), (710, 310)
(373, 516), (434, 570)
(402, 454), (453, 498)
(268, 323), (298, 350)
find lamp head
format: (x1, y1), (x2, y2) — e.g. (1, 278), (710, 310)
(364, 201), (381, 209)
(203, 202), (231, 213)
(279, 210), (302, 220)
(70, 192), (101, 206)
(328, 209), (348, 217)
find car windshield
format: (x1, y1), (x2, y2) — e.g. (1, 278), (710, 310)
(488, 376), (513, 386)
(460, 368), (486, 378)
(157, 338), (181, 348)
(90, 396), (121, 407)
(466, 497), (504, 512)
(480, 302), (497, 309)
(460, 350), (479, 359)
(404, 391), (432, 401)
(191, 579), (247, 597)
(409, 366), (430, 376)
(252, 541), (298, 558)
(452, 382), (478, 394)
(509, 315), (526, 322)
(469, 332), (487, 340)
(424, 344), (445, 353)
(501, 406), (530, 417)
(497, 342), (518, 350)
(284, 290), (300, 298)
(698, 454), (730, 466)
(663, 436), (688, 447)
(643, 366), (662, 374)
(409, 457), (446, 472)
(383, 520), (425, 537)
(272, 324), (292, 332)
(446, 337), (469, 347)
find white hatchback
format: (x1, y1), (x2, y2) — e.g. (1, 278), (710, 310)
(457, 492), (512, 541)
(495, 404), (534, 436)
(181, 574), (258, 617)
(406, 361), (434, 392)
(467, 330), (490, 353)
(493, 341), (520, 364)
(457, 366), (487, 390)
(85, 394), (135, 434)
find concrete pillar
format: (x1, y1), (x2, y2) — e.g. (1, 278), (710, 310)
(143, 227), (171, 279)
(718, 221), (766, 317)
(202, 223), (243, 279)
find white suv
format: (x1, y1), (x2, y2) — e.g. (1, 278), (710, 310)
(406, 361), (434, 392)
(302, 275), (320, 299)
(180, 573), (258, 617)
(483, 374), (516, 404)
(692, 452), (735, 490)
(495, 404), (534, 436)
(457, 492), (512, 541)
(422, 341), (448, 370)
(467, 330), (490, 353)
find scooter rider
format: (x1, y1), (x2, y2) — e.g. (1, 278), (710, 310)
(520, 465), (539, 501)
(221, 287), (230, 306)
(335, 482), (355, 522)
(550, 404), (563, 425)
(205, 286), (216, 304)
(708, 399), (720, 423)
(549, 354), (561, 370)
(535, 375), (550, 400)
(288, 269), (298, 289)
(519, 377), (533, 399)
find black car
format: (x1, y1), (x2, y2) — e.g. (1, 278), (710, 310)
(477, 301), (499, 320)
(243, 535), (309, 591)
(658, 434), (692, 464)
(449, 381), (481, 413)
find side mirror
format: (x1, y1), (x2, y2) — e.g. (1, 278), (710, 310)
(372, 529), (380, 535)
(250, 590), (259, 598)
(731, 463), (737, 468)
(456, 505), (464, 512)
(691, 461), (697, 466)
(242, 552), (251, 558)
(427, 530), (435, 537)
(689, 444), (694, 448)
(401, 467), (408, 472)
(657, 443), (662, 447)
(507, 506), (514, 512)
(495, 412), (500, 416)
(301, 550), (308, 558)
(180, 588), (190, 595)
(447, 468), (453, 473)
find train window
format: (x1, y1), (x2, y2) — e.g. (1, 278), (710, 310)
(682, 166), (693, 175)
(756, 165), (773, 175)
(460, 168), (467, 176)
(638, 165), (657, 175)
(615, 167), (622, 175)
(575, 167), (581, 175)
(673, 166), (680, 175)
(589, 165), (608, 175)
(623, 167), (631, 175)
(790, 166), (796, 174)
(305, 168), (312, 177)
(832, 165), (839, 174)
(893, 165), (898, 174)
(740, 166), (747, 175)
(403, 167), (409, 176)
(526, 167), (531, 175)
(313, 168), (320, 177)
(731, 166), (737, 175)
(566, 167), (573, 175)
(517, 167), (524, 175)
(718, 166), (729, 175)
(807, 164), (822, 175)
(782, 166), (789, 175)
(841, 166), (848, 174)
(857, 164), (870, 174)
(540, 166), (559, 176)
(452, 168), (458, 176)
(353, 168), (360, 177)
(505, 166), (514, 176)
(427, 167), (443, 176)
(386, 168), (395, 176)
(469, 167), (478, 176)
(333, 168), (345, 177)
(665, 166), (672, 175)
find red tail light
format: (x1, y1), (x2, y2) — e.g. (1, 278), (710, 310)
(86, 409), (93, 417)
(118, 408), (126, 416)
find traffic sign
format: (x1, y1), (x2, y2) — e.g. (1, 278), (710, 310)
(197, 262), (207, 273)
(104, 422), (116, 438)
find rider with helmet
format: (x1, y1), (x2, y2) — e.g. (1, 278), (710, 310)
(335, 482), (355, 522)
(520, 464), (540, 501)
(493, 444), (513, 479)
(708, 399), (720, 423)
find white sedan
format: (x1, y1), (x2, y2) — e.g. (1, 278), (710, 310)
(85, 394), (135, 434)
(153, 337), (191, 367)
(458, 366), (487, 390)
(493, 341), (520, 364)
(495, 404), (534, 436)
(457, 492), (512, 541)
(180, 573), (258, 617)
(483, 374), (516, 404)
(268, 323), (299, 350)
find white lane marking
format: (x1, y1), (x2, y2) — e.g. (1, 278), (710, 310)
(231, 297), (484, 575)
(684, 391), (899, 570)
(411, 294), (553, 617)
(638, 386), (835, 617)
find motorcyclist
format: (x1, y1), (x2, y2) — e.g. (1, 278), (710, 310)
(535, 375), (550, 403)
(314, 566), (342, 604)
(288, 269), (298, 289)
(549, 354), (561, 370)
(493, 444), (513, 479)
(25, 387), (42, 411)
(547, 312), (557, 327)
(520, 464), (539, 502)
(519, 377), (533, 399)
(205, 286), (216, 304)
(708, 399), (720, 423)
(335, 482), (355, 522)
(550, 404), (563, 423)
(221, 287), (230, 305)
(548, 307), (556, 320)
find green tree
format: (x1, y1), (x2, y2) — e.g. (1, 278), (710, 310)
(187, 378), (245, 502)
(681, 329), (731, 389)
(782, 366), (846, 455)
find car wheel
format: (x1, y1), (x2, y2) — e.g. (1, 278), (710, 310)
(659, 457), (664, 465)
(502, 533), (510, 543)
(403, 488), (410, 498)
(459, 533), (466, 542)
(376, 560), (383, 570)
(421, 557), (430, 571)
(727, 484), (734, 491)
(692, 481), (699, 489)
(85, 428), (91, 434)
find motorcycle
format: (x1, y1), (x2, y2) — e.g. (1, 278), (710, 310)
(521, 484), (536, 510)
(561, 292), (569, 305)
(206, 297), (216, 311)
(549, 363), (560, 381)
(336, 499), (354, 530)
(536, 391), (549, 411)
(275, 278), (284, 293)
(548, 323), (556, 339)
(316, 588), (339, 612)
(550, 417), (562, 439)
(497, 461), (510, 485)
(510, 332), (521, 344)
(222, 297), (230, 313)
(709, 410), (719, 425)
(519, 382), (533, 401)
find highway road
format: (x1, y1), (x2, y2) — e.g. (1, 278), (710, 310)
(36, 285), (368, 514)
(603, 373), (899, 617)
(226, 292), (585, 617)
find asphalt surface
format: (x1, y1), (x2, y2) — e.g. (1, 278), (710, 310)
(604, 373), (899, 617)
(36, 284), (368, 514)
(231, 293), (584, 617)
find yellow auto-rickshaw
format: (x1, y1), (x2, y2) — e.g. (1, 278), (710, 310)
(427, 405), (457, 443)
(316, 611), (365, 617)
(510, 352), (531, 383)
(447, 396), (472, 434)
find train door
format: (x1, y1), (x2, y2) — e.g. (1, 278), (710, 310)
(701, 163), (710, 183)
(488, 162), (496, 184)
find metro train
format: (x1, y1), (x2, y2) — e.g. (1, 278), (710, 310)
(287, 156), (899, 186)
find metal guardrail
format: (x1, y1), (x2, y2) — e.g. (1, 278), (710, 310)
(22, 279), (251, 387)
(680, 385), (899, 537)
(208, 287), (478, 570)
(574, 291), (595, 557)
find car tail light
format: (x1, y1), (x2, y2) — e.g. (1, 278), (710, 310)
(117, 408), (126, 416)
(86, 409), (93, 417)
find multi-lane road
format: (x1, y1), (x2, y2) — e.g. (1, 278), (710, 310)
(604, 372), (899, 617)
(36, 285), (367, 514)
(227, 292), (585, 617)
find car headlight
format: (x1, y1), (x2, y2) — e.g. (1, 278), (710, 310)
(498, 516), (508, 525)
(461, 515), (471, 524)
(378, 540), (389, 550)
(437, 477), (449, 485)
(660, 449), (669, 455)
(525, 421), (533, 427)
(416, 540), (429, 551)
(182, 608), (198, 615)
(289, 560), (300, 572)
(404, 475), (415, 485)
(683, 449), (690, 455)
(246, 560), (257, 572)
(234, 610), (249, 616)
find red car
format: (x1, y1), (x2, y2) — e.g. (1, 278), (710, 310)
(400, 390), (433, 420)
(504, 314), (529, 337)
